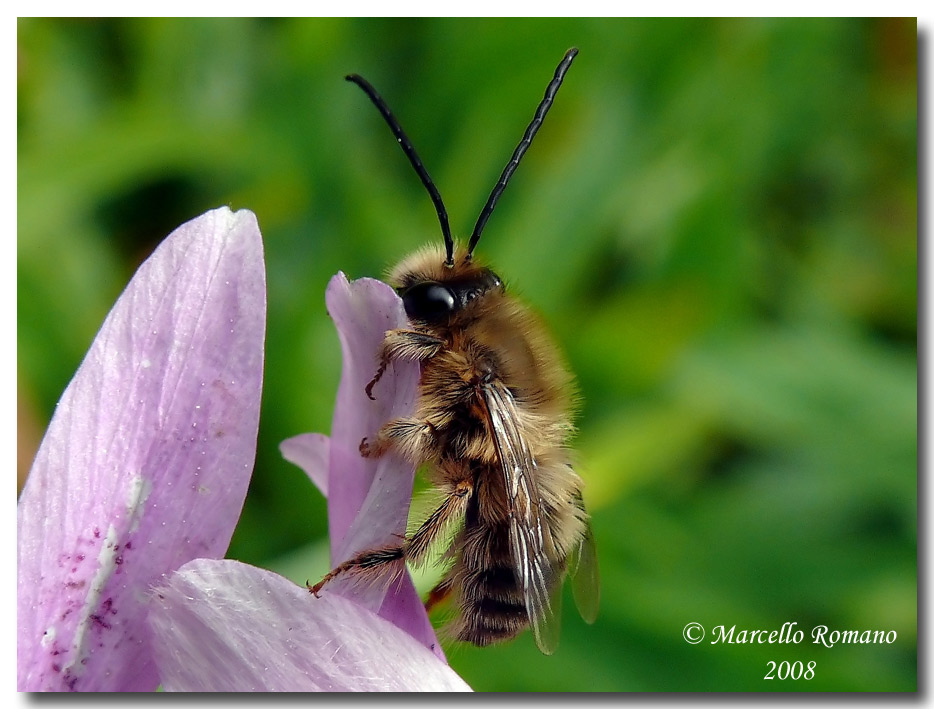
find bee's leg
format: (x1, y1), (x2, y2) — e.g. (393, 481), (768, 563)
(366, 329), (445, 400)
(425, 573), (456, 612)
(405, 479), (472, 565)
(308, 479), (472, 595)
(307, 547), (405, 596)
(360, 417), (439, 462)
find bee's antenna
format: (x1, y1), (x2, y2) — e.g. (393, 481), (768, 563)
(467, 47), (578, 259)
(347, 74), (455, 267)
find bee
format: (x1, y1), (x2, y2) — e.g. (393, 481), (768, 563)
(311, 47), (598, 654)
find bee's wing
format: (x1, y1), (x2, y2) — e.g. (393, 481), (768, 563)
(568, 499), (600, 624)
(480, 380), (561, 655)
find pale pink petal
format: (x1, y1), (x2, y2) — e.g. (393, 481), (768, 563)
(17, 207), (266, 691)
(324, 273), (419, 561)
(149, 559), (470, 692)
(315, 274), (441, 657)
(280, 433), (330, 497)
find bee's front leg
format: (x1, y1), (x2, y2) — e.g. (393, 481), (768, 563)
(366, 329), (444, 400)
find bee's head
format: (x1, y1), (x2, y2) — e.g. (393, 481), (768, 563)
(389, 245), (503, 325)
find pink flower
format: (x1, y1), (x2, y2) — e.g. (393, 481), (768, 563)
(148, 558), (467, 691)
(17, 207), (266, 691)
(149, 274), (468, 691)
(18, 207), (468, 691)
(280, 274), (442, 655)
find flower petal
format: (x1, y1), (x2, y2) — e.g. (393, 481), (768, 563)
(280, 433), (330, 497)
(324, 273), (419, 561)
(148, 559), (470, 692)
(317, 274), (442, 657)
(17, 207), (266, 691)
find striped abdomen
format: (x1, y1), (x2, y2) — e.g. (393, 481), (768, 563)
(450, 471), (534, 646)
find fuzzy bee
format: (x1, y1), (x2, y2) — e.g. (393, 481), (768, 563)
(311, 48), (598, 654)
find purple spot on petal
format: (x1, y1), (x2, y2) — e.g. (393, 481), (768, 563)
(90, 614), (111, 630)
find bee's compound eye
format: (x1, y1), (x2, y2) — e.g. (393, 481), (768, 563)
(402, 282), (456, 322)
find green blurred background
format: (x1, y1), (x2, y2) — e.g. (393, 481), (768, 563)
(18, 18), (916, 691)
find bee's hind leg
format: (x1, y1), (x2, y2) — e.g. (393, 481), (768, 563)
(307, 546), (406, 596)
(309, 479), (472, 597)
(425, 573), (456, 612)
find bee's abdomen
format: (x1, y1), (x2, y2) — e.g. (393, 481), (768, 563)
(455, 521), (529, 646)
